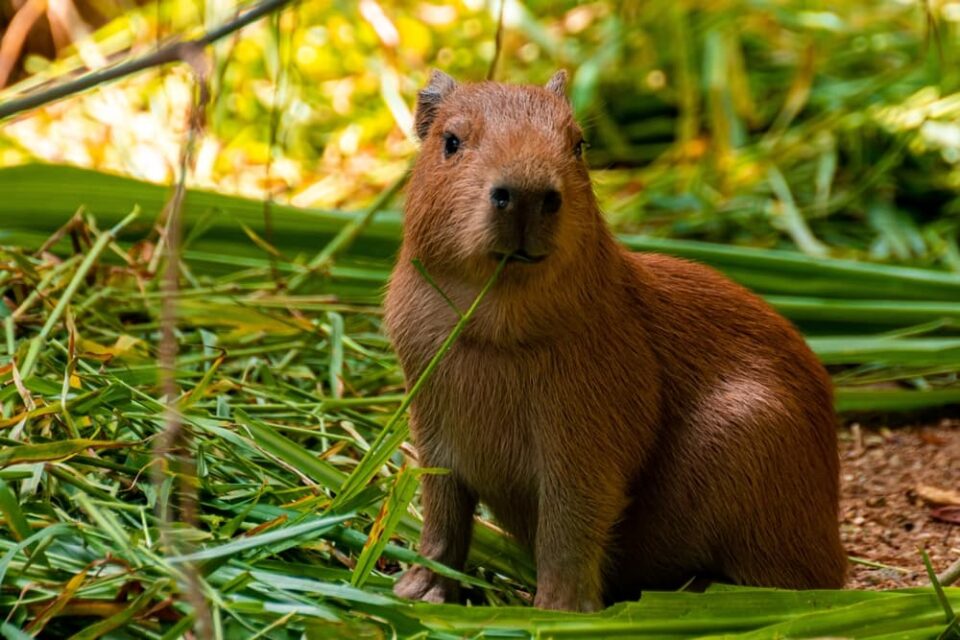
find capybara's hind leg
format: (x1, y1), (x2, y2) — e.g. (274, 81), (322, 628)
(721, 525), (847, 589)
(688, 382), (845, 590)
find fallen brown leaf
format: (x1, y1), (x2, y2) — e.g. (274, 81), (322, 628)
(930, 506), (960, 525)
(916, 484), (960, 507)
(918, 430), (948, 446)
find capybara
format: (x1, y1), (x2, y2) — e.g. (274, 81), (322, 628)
(385, 70), (846, 611)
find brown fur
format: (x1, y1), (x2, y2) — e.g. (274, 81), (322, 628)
(385, 71), (846, 611)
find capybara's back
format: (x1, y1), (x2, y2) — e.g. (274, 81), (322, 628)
(386, 70), (845, 611)
(604, 252), (845, 598)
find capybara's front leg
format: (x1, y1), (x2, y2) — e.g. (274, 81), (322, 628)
(533, 455), (626, 611)
(394, 471), (477, 603)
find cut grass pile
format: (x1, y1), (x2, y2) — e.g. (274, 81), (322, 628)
(0, 165), (959, 638)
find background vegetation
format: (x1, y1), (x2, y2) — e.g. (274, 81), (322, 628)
(0, 0), (958, 637)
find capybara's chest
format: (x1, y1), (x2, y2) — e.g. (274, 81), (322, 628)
(413, 346), (541, 500)
(408, 336), (657, 498)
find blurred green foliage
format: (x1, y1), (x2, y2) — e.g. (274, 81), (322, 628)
(1, 0), (958, 268)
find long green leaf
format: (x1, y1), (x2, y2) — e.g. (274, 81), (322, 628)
(168, 512), (353, 564)
(0, 439), (130, 467)
(351, 466), (423, 588)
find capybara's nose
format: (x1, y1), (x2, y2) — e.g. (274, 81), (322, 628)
(490, 185), (562, 217)
(491, 186), (511, 210)
(541, 189), (562, 215)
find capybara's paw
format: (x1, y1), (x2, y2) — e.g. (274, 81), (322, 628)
(393, 566), (459, 603)
(534, 588), (601, 612)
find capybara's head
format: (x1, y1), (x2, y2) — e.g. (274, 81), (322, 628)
(403, 70), (602, 285)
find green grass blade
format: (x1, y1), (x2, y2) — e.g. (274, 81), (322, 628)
(0, 439), (131, 467)
(351, 466), (422, 588)
(168, 512), (353, 564)
(333, 258), (507, 509)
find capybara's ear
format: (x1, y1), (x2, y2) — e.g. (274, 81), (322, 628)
(415, 70), (458, 140)
(545, 70), (568, 99)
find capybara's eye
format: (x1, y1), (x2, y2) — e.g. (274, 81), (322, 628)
(574, 139), (587, 159)
(443, 133), (461, 157)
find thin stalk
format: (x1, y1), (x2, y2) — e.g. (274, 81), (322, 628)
(289, 168), (410, 291)
(332, 258), (507, 508)
(0, 0), (296, 121)
(18, 210), (139, 378)
(938, 556), (960, 587)
(11, 253), (84, 321)
(922, 549), (956, 623)
(767, 165), (829, 257)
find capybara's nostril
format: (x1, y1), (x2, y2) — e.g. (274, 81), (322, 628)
(542, 189), (562, 215)
(491, 187), (511, 210)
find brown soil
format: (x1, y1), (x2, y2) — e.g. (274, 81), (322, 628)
(840, 417), (960, 589)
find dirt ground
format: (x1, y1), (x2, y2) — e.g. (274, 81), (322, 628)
(840, 417), (960, 589)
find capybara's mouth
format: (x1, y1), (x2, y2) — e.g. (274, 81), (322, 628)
(492, 250), (547, 265)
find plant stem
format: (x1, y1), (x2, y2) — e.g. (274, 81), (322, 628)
(18, 210), (139, 378)
(332, 258), (507, 508)
(289, 168), (410, 291)
(939, 555), (960, 587)
(0, 0), (295, 121)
